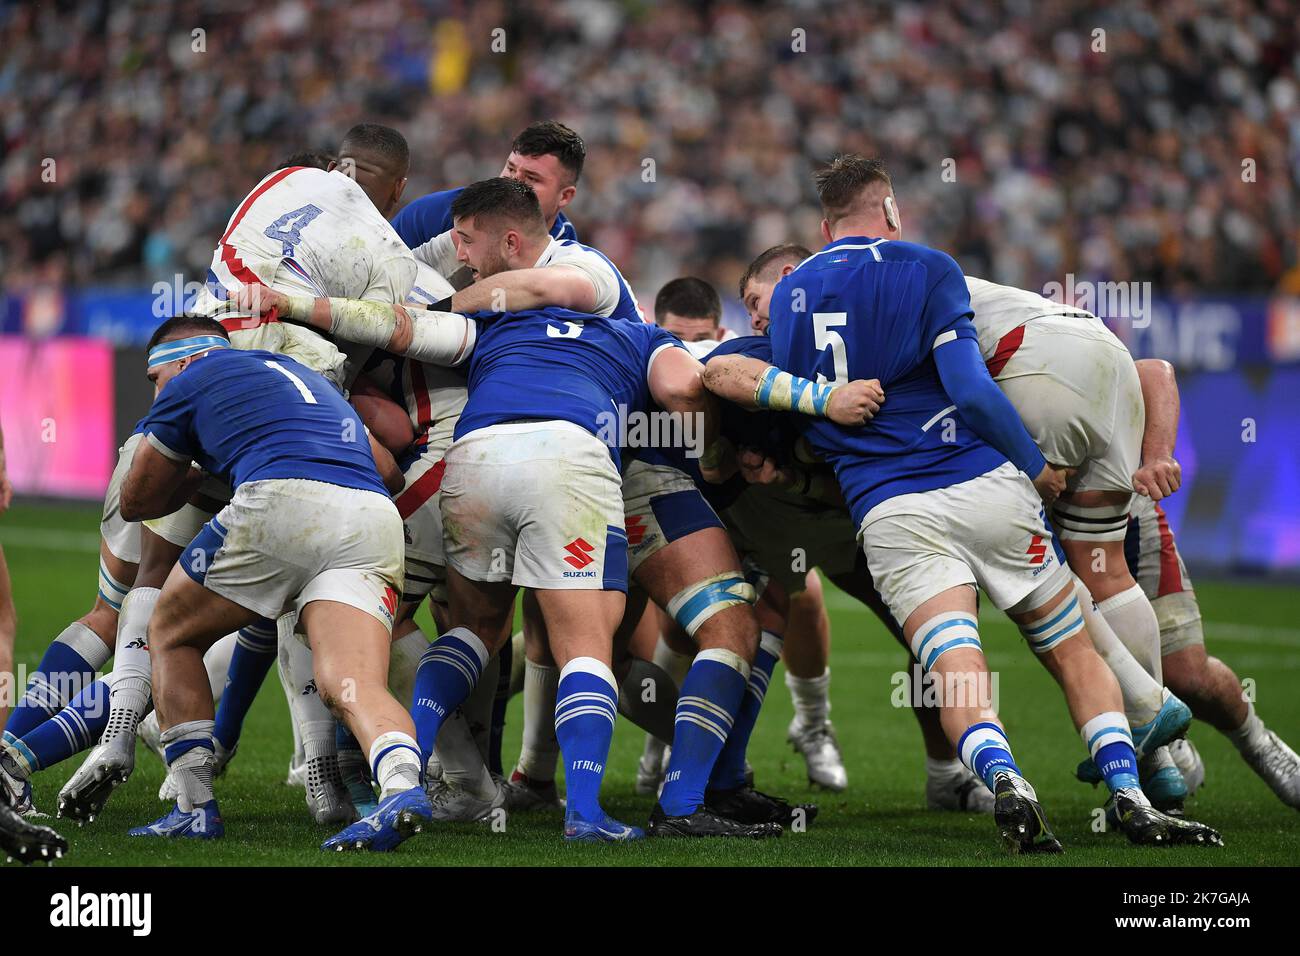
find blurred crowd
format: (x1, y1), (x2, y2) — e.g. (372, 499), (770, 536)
(3, 0), (1299, 308)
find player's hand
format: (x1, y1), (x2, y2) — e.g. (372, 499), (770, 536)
(230, 284), (288, 317)
(826, 379), (884, 426)
(698, 437), (738, 485)
(737, 449), (792, 486)
(1032, 464), (1074, 505)
(1132, 456), (1181, 501)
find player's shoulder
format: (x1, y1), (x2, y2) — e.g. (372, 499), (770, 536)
(704, 333), (772, 363)
(878, 239), (960, 275)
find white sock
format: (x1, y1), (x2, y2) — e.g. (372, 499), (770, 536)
(465, 654), (499, 761)
(280, 626), (335, 771)
(102, 587), (160, 743)
(388, 629), (430, 708)
(925, 756), (965, 780)
(161, 719), (215, 811)
(276, 613), (306, 775)
(516, 657), (560, 782)
(435, 707), (496, 799)
(652, 636), (693, 685)
(786, 668), (831, 728)
(1076, 581), (1163, 726)
(369, 731), (423, 799)
(1098, 584), (1163, 684)
(1226, 701), (1269, 754)
(205, 632), (238, 708)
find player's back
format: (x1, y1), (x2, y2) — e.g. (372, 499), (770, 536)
(190, 166), (416, 382)
(143, 348), (387, 496)
(965, 275), (1097, 362)
(456, 309), (674, 466)
(768, 238), (1005, 522)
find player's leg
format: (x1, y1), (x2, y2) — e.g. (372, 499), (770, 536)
(634, 605), (691, 795)
(533, 585), (637, 840)
(127, 563), (259, 839)
(304, 599), (430, 851)
(2, 539), (123, 744)
(0, 544), (15, 736)
(780, 572), (850, 791)
(636, 525), (785, 837)
(58, 521), (193, 816)
(828, 566), (991, 811)
(505, 590), (564, 808)
(900, 582), (1060, 853)
(5, 434), (144, 743)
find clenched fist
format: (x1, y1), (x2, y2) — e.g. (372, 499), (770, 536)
(827, 379), (884, 426)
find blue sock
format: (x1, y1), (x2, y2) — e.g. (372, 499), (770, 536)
(1082, 712), (1141, 792)
(553, 657), (619, 823)
(658, 648), (748, 816)
(8, 677), (112, 773)
(709, 630), (782, 790)
(213, 619), (277, 751)
(5, 622), (111, 740)
(410, 627), (488, 761)
(957, 721), (1023, 790)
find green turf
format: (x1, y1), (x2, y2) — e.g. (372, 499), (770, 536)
(2, 501), (1298, 866)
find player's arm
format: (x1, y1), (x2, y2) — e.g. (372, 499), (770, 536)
(735, 448), (847, 508)
(1132, 358), (1182, 500)
(450, 265), (598, 315)
(648, 342), (720, 447)
(367, 431), (405, 495)
(702, 354), (884, 425)
(119, 440), (204, 522)
(231, 285), (476, 367)
(0, 422), (11, 515)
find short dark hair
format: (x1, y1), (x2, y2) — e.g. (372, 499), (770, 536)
(739, 243), (813, 299)
(450, 178), (547, 234)
(654, 277), (721, 325)
(146, 315), (230, 352)
(813, 154), (892, 225)
(512, 121), (586, 184)
(277, 150), (336, 171)
(339, 123), (409, 172)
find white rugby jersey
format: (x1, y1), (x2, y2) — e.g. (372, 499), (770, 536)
(395, 261), (467, 452)
(191, 166), (417, 385)
(413, 231), (642, 321)
(965, 275), (1097, 366)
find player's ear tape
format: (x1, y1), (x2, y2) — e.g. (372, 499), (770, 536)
(666, 573), (756, 638)
(884, 195), (899, 231)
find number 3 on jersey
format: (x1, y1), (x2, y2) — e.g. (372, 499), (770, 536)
(546, 320), (583, 339)
(814, 312), (848, 386)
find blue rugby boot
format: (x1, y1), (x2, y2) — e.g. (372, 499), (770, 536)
(129, 799), (224, 839)
(563, 809), (644, 843)
(321, 786), (431, 852)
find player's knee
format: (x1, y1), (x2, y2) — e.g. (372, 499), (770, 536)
(669, 572), (758, 657)
(909, 610), (981, 672)
(1016, 589), (1087, 655)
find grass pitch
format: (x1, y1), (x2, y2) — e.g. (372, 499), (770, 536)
(3, 502), (1297, 867)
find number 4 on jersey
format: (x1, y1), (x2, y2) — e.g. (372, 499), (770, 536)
(264, 204), (323, 256)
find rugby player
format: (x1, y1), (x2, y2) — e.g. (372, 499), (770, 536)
(121, 317), (428, 850)
(51, 126), (420, 824)
(761, 155), (1220, 849)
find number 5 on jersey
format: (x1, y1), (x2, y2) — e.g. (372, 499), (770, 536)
(814, 312), (848, 386)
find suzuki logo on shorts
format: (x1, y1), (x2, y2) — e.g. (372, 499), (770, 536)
(380, 585), (399, 622)
(563, 538), (595, 570)
(624, 515), (647, 547)
(1026, 534), (1048, 565)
